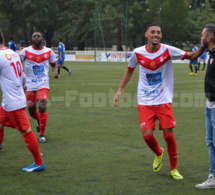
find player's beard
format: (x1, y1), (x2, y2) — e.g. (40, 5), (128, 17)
(202, 38), (208, 49)
(152, 42), (159, 46)
(33, 40), (42, 46)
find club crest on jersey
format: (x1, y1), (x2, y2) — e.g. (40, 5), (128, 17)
(5, 53), (12, 60)
(36, 56), (41, 62)
(150, 61), (156, 69)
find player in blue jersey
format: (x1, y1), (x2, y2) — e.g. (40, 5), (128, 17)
(8, 37), (17, 52)
(188, 42), (198, 76)
(198, 43), (207, 71)
(57, 38), (71, 77)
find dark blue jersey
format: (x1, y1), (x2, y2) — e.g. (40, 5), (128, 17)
(58, 42), (65, 58)
(8, 41), (17, 52)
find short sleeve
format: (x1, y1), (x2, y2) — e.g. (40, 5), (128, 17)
(167, 45), (187, 60)
(19, 49), (26, 62)
(49, 50), (56, 65)
(128, 51), (138, 69)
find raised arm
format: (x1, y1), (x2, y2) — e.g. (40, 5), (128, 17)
(185, 45), (205, 60)
(114, 68), (135, 106)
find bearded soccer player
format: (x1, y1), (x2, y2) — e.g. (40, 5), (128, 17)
(20, 32), (58, 143)
(114, 24), (205, 179)
(0, 30), (45, 172)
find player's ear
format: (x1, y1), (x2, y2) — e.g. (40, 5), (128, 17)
(207, 35), (211, 42)
(145, 31), (148, 38)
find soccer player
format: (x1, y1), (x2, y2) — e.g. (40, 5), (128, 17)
(20, 32), (59, 143)
(195, 23), (215, 189)
(0, 30), (45, 172)
(57, 38), (71, 77)
(114, 24), (205, 180)
(198, 43), (207, 71)
(188, 42), (198, 76)
(8, 37), (17, 52)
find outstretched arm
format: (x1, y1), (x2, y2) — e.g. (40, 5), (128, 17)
(185, 45), (205, 60)
(114, 68), (135, 106)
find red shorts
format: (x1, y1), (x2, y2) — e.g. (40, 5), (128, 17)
(26, 88), (49, 107)
(0, 105), (31, 131)
(138, 103), (176, 131)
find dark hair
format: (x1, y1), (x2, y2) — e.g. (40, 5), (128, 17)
(59, 38), (63, 42)
(204, 23), (215, 43)
(32, 31), (43, 38)
(146, 24), (161, 31)
(0, 29), (4, 44)
(10, 37), (14, 41)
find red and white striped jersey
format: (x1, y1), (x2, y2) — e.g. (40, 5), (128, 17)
(128, 43), (187, 105)
(0, 48), (26, 111)
(20, 45), (56, 91)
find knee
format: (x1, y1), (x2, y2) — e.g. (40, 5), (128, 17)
(20, 127), (31, 136)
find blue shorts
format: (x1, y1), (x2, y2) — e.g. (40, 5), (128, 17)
(57, 57), (65, 65)
(190, 59), (198, 65)
(199, 53), (207, 60)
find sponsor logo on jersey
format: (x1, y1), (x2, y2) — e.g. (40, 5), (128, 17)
(146, 72), (162, 86)
(33, 65), (44, 76)
(144, 89), (163, 96)
(5, 53), (12, 60)
(31, 79), (43, 83)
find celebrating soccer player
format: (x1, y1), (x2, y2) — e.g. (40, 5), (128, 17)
(20, 32), (58, 143)
(0, 30), (45, 172)
(114, 24), (205, 180)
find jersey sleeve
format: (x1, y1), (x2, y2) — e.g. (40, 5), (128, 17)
(19, 49), (26, 62)
(58, 45), (63, 53)
(167, 45), (187, 60)
(49, 50), (56, 65)
(128, 51), (138, 69)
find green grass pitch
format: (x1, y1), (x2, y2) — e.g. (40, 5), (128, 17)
(0, 61), (214, 195)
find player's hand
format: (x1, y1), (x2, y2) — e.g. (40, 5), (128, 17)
(24, 86), (27, 93)
(114, 90), (122, 106)
(54, 72), (59, 79)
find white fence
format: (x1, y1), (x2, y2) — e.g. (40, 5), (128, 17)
(61, 51), (132, 62)
(54, 50), (210, 63)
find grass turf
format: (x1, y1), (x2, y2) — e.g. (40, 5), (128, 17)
(0, 61), (214, 195)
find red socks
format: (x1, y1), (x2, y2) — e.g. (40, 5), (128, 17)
(143, 132), (178, 170)
(38, 112), (48, 136)
(23, 130), (43, 166)
(30, 110), (48, 136)
(163, 132), (177, 170)
(0, 128), (4, 145)
(143, 134), (162, 156)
